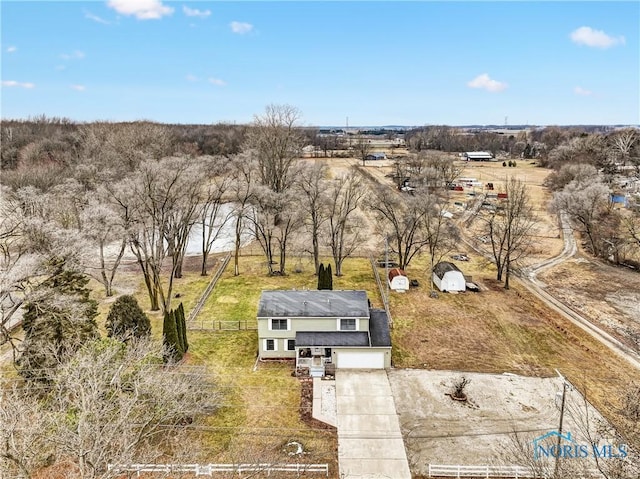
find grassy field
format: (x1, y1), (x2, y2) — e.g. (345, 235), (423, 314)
(88, 253), (382, 474)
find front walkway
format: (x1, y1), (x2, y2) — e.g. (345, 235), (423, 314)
(335, 370), (412, 479)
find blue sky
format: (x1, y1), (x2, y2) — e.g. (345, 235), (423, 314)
(1, 1), (638, 126)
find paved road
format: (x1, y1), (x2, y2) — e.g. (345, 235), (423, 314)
(336, 370), (412, 479)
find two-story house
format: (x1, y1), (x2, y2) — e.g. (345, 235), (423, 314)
(257, 290), (391, 376)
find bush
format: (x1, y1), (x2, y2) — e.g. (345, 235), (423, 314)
(106, 295), (151, 342)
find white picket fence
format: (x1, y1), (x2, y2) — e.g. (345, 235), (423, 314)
(428, 464), (536, 478)
(107, 462), (329, 477)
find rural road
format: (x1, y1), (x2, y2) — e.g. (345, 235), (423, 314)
(352, 163), (640, 370)
(462, 209), (640, 370)
(517, 212), (640, 370)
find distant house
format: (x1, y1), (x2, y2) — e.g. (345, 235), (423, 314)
(464, 151), (494, 161)
(365, 152), (386, 161)
(257, 290), (392, 376)
(388, 268), (409, 292)
(433, 262), (466, 292)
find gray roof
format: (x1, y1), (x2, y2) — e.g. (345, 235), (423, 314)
(433, 261), (463, 279)
(369, 309), (392, 347)
(257, 290), (369, 318)
(296, 331), (370, 347)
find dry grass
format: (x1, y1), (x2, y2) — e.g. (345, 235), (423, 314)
(540, 257), (640, 350)
(87, 253), (380, 476)
(389, 254), (640, 445)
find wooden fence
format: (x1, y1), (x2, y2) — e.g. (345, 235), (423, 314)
(187, 319), (257, 331)
(186, 253), (231, 325)
(107, 462), (329, 477)
(369, 256), (393, 328)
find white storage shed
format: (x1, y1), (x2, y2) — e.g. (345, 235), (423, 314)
(433, 262), (466, 292)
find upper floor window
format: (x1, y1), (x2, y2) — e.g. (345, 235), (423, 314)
(339, 318), (357, 331)
(270, 319), (289, 331)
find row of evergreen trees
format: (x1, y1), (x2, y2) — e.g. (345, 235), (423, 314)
(163, 303), (189, 362)
(317, 263), (333, 290)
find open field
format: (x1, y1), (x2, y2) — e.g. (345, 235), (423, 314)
(389, 369), (622, 478)
(539, 256), (640, 352)
(387, 252), (640, 443)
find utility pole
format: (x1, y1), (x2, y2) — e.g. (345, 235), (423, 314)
(554, 369), (569, 478)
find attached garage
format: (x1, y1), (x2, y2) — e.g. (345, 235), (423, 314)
(336, 351), (385, 369)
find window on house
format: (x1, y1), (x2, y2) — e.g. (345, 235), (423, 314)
(339, 318), (357, 331)
(265, 339), (276, 351)
(286, 339), (296, 351)
(271, 319), (288, 330)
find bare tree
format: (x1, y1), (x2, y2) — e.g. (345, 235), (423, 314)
(326, 171), (366, 276)
(0, 385), (55, 479)
(0, 189), (91, 358)
(483, 178), (536, 289)
(543, 163), (600, 192)
(108, 157), (204, 313)
(354, 135), (372, 166)
(199, 156), (233, 275)
(245, 104), (303, 194)
(80, 198), (126, 297)
(424, 197), (460, 292)
(228, 153), (256, 276)
(553, 180), (612, 258)
(366, 187), (435, 270)
(248, 187), (303, 275)
(297, 162), (329, 274)
(1, 338), (219, 479)
(609, 128), (638, 166)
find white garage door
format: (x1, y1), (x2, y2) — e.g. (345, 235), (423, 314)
(337, 351), (384, 369)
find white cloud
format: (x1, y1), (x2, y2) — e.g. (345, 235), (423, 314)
(60, 50), (85, 60)
(71, 84), (86, 91)
(2, 80), (35, 89)
(467, 73), (508, 92)
(6, 46), (17, 53)
(183, 6), (211, 18)
(570, 26), (625, 49)
(107, 0), (174, 20)
(230, 21), (253, 34)
(186, 74), (199, 82)
(84, 10), (111, 24)
(208, 77), (226, 86)
(574, 86), (593, 96)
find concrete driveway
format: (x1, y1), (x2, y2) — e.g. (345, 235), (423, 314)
(335, 370), (411, 479)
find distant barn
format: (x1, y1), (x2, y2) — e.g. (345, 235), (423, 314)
(464, 151), (494, 161)
(388, 268), (409, 293)
(433, 262), (466, 292)
(365, 152), (386, 161)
